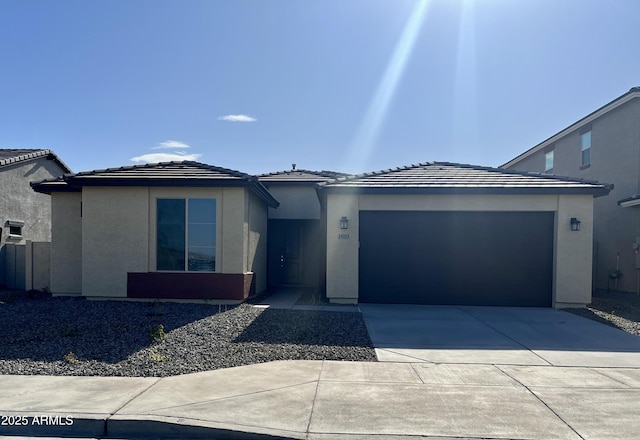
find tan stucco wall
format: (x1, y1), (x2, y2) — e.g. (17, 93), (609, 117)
(220, 187), (246, 274)
(82, 187), (149, 297)
(148, 187), (224, 273)
(504, 99), (640, 293)
(325, 194), (360, 303)
(248, 191), (268, 293)
(554, 195), (594, 307)
(50, 192), (82, 294)
(266, 186), (321, 219)
(49, 185), (269, 299)
(326, 193), (596, 307)
(149, 186), (268, 293)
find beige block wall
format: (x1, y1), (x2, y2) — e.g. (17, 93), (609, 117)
(82, 187), (149, 297)
(326, 193), (596, 307)
(50, 192), (82, 294)
(266, 186), (321, 219)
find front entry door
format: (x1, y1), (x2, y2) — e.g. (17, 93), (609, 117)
(281, 225), (302, 284)
(268, 220), (304, 286)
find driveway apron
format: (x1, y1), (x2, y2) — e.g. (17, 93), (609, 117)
(360, 304), (640, 367)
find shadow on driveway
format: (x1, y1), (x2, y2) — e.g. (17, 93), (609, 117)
(360, 304), (640, 367)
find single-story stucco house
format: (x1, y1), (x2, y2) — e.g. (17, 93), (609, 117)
(32, 160), (612, 308)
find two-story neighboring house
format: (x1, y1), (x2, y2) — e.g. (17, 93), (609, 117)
(502, 87), (640, 294)
(0, 149), (71, 289)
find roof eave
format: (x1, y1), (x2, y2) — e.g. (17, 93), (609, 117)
(320, 186), (612, 197)
(0, 149), (72, 173)
(501, 88), (640, 168)
(618, 196), (640, 207)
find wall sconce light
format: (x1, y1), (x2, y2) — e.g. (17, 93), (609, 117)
(570, 217), (581, 232)
(340, 216), (349, 229)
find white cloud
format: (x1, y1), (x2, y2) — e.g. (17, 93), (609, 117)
(130, 152), (201, 164)
(218, 114), (257, 122)
(152, 140), (191, 149)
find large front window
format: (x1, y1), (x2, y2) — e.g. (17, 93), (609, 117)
(157, 198), (216, 271)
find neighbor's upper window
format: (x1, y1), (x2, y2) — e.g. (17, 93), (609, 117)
(157, 198), (216, 272)
(544, 149), (554, 173)
(581, 129), (591, 167)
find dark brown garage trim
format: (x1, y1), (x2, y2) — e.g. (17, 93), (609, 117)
(127, 272), (255, 300)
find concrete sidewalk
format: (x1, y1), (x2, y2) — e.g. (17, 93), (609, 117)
(2, 359), (640, 439)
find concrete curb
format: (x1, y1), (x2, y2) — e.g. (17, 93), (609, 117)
(107, 415), (306, 439)
(0, 413), (107, 438)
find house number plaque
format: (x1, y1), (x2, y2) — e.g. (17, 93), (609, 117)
(338, 234), (350, 240)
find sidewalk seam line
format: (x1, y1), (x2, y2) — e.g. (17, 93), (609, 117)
(133, 379), (322, 413)
(457, 307), (553, 366)
(305, 359), (323, 436)
(496, 365), (586, 440)
(589, 367), (634, 388)
(105, 378), (161, 437)
(409, 363), (426, 384)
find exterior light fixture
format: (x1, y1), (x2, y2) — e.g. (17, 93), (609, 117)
(570, 217), (581, 232)
(340, 216), (349, 229)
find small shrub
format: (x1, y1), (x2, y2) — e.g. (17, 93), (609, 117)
(64, 352), (80, 364)
(150, 324), (166, 342)
(149, 349), (170, 362)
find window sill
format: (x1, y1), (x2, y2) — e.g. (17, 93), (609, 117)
(7, 234), (23, 240)
(579, 164), (591, 170)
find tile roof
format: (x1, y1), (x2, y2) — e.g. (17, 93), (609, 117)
(0, 149), (72, 172)
(258, 169), (350, 184)
(31, 161), (279, 207)
(319, 162), (613, 197)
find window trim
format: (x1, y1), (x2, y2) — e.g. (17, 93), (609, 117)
(544, 149), (554, 173)
(6, 220), (24, 239)
(580, 129), (591, 167)
(156, 197), (217, 273)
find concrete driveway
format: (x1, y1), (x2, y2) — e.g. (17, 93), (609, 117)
(360, 304), (640, 367)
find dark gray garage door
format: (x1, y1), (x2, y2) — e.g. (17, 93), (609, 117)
(359, 211), (553, 306)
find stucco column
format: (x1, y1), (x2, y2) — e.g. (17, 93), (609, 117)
(326, 193), (359, 303)
(554, 195), (594, 307)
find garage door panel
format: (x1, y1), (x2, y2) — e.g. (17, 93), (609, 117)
(359, 211), (553, 306)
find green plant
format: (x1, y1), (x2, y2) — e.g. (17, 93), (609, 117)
(150, 323), (166, 342)
(149, 349), (170, 362)
(64, 352), (80, 364)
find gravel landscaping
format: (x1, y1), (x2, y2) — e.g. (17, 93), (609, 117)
(2, 288), (638, 378)
(565, 289), (640, 337)
(0, 290), (376, 377)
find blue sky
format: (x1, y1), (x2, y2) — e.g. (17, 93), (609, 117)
(1, 0), (639, 175)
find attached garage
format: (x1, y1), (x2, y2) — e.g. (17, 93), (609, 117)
(359, 210), (553, 306)
(320, 162), (612, 308)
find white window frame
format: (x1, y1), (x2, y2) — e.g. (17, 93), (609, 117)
(580, 130), (591, 167)
(544, 149), (554, 173)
